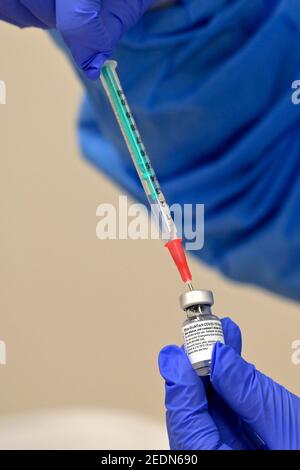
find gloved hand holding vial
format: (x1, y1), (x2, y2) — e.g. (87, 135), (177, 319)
(159, 318), (300, 450)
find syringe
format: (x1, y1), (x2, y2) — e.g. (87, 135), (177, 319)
(100, 61), (192, 287)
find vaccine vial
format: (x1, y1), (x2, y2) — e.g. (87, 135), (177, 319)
(180, 289), (224, 376)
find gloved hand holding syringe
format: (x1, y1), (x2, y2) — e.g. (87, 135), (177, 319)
(100, 61), (224, 376)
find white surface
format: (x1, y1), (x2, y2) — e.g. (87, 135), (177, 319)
(0, 409), (168, 450)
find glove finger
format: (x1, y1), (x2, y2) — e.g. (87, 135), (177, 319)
(56, 0), (109, 79)
(20, 0), (55, 27)
(211, 342), (300, 449)
(56, 0), (155, 79)
(205, 320), (246, 449)
(159, 345), (230, 450)
(0, 0), (47, 28)
(221, 317), (242, 354)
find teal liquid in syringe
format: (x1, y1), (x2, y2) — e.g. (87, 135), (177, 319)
(100, 61), (177, 241)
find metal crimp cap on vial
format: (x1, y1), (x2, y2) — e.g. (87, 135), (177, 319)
(180, 290), (214, 311)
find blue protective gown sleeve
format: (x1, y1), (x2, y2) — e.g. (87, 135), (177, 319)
(54, 0), (300, 301)
(159, 318), (300, 450)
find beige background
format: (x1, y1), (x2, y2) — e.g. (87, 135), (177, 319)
(0, 23), (300, 441)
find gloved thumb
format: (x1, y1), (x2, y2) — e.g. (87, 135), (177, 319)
(159, 345), (231, 450)
(210, 342), (300, 449)
(56, 0), (156, 80)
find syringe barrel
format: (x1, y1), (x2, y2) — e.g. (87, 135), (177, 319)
(100, 61), (177, 241)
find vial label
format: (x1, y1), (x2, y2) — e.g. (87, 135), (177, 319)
(182, 319), (224, 364)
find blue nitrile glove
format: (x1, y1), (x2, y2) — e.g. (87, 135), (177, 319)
(159, 318), (300, 450)
(0, 0), (155, 79)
